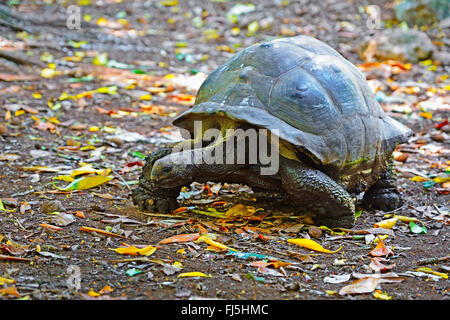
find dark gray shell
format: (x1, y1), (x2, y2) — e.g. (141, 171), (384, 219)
(173, 35), (412, 170)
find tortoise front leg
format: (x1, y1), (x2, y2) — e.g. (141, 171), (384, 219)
(362, 163), (403, 212)
(279, 158), (355, 228)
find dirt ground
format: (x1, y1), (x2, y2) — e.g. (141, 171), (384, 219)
(0, 0), (448, 303)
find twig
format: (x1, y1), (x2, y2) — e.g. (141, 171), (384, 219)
(432, 203), (446, 216)
(0, 50), (46, 67)
(112, 169), (131, 191)
(417, 256), (449, 265)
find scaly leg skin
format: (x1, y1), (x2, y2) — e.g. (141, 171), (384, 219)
(362, 166), (403, 212)
(132, 147), (180, 213)
(279, 158), (355, 228)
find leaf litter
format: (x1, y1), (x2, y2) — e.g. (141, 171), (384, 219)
(0, 0), (448, 301)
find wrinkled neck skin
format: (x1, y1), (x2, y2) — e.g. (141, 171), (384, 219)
(149, 126), (285, 190)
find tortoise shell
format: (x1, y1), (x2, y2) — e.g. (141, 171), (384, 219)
(173, 35), (412, 171)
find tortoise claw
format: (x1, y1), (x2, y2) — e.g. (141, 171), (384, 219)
(132, 184), (178, 213)
(363, 188), (403, 212)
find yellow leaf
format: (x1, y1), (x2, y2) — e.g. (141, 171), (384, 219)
(198, 236), (238, 251)
(418, 112), (432, 119)
(87, 289), (100, 297)
(225, 204), (263, 219)
(111, 245), (156, 256)
(373, 217), (398, 229)
(394, 215), (425, 224)
(0, 200), (15, 212)
(59, 92), (75, 101)
(373, 235), (389, 243)
(415, 267), (448, 279)
(411, 176), (430, 182)
(0, 277), (15, 285)
(96, 86), (117, 95)
(160, 0), (179, 6)
(373, 290), (392, 300)
(433, 177), (450, 184)
(52, 175), (112, 191)
(177, 272), (211, 278)
(41, 68), (61, 79)
(287, 238), (341, 253)
(139, 94), (152, 101)
(52, 175), (75, 182)
(71, 165), (111, 177)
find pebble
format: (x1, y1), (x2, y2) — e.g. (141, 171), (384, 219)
(0, 124), (7, 135)
(41, 200), (64, 213)
(431, 133), (445, 142)
(308, 226), (323, 238)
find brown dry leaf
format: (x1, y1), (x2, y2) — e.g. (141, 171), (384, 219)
(339, 277), (379, 295)
(369, 236), (393, 257)
(79, 226), (126, 239)
(159, 233), (200, 244)
(0, 73), (39, 81)
(0, 254), (31, 262)
(40, 223), (62, 232)
(19, 201), (31, 214)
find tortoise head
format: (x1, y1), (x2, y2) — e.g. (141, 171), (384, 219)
(150, 151), (195, 188)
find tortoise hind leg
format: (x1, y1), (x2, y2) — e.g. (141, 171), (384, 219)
(279, 158), (355, 228)
(362, 166), (403, 212)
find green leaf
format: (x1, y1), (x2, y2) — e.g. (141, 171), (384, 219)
(0, 199), (15, 212)
(125, 268), (142, 276)
(409, 222), (427, 234)
(129, 151), (146, 159)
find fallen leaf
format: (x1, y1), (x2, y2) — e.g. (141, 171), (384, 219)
(287, 238), (341, 253)
(373, 217), (398, 229)
(80, 226), (125, 239)
(373, 290), (392, 300)
(110, 245), (156, 256)
(159, 233), (200, 244)
(339, 277), (379, 295)
(415, 267), (448, 279)
(369, 236), (393, 257)
(323, 274), (351, 284)
(99, 285), (114, 294)
(368, 257), (395, 272)
(409, 222), (427, 234)
(177, 272), (211, 278)
(53, 175), (112, 191)
(0, 286), (20, 298)
(39, 223), (62, 232)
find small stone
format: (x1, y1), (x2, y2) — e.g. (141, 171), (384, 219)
(431, 133), (445, 142)
(308, 226), (323, 238)
(41, 200), (64, 213)
(359, 28), (435, 63)
(0, 125), (7, 135)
